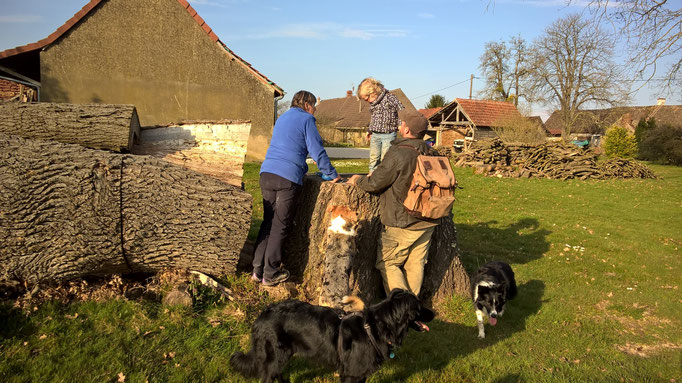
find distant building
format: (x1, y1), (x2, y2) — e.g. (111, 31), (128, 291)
(0, 0), (283, 160)
(427, 98), (523, 147)
(544, 99), (681, 138)
(314, 89), (417, 146)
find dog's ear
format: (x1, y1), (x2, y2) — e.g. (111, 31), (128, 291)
(498, 281), (508, 295)
(418, 306), (435, 323)
(388, 288), (408, 299)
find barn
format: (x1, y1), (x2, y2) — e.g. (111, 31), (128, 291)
(0, 0), (284, 160)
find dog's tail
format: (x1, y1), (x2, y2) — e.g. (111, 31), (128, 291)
(229, 349), (260, 378)
(342, 295), (365, 312)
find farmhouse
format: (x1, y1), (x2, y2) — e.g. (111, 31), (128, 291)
(313, 89), (418, 146)
(427, 98), (523, 147)
(544, 98), (682, 138)
(0, 0), (283, 160)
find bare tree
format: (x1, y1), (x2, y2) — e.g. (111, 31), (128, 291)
(277, 100), (291, 118)
(568, 0), (681, 95)
(478, 35), (528, 106)
(527, 14), (628, 140)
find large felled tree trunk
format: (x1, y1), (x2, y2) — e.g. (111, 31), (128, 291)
(0, 134), (251, 284)
(0, 102), (140, 152)
(283, 175), (470, 307)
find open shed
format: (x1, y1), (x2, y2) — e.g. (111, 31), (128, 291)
(428, 98), (523, 148)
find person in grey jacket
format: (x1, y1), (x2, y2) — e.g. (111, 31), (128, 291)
(348, 109), (437, 296)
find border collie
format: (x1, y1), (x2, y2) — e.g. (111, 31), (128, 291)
(471, 261), (517, 338)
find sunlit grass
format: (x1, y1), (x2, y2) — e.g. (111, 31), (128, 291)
(1, 161), (679, 382)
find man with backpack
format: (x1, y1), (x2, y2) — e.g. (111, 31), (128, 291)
(348, 108), (454, 297)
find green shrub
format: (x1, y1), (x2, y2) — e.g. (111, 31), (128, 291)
(603, 125), (638, 158)
(639, 124), (682, 166)
(634, 117), (656, 146)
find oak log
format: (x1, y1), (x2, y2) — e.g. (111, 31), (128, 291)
(0, 134), (251, 284)
(0, 102), (140, 152)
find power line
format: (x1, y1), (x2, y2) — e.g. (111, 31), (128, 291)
(413, 77), (479, 100)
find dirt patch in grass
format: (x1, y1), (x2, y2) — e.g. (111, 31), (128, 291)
(617, 342), (682, 357)
(4, 269), (267, 312)
(595, 299), (680, 357)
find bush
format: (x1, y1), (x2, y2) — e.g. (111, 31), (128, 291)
(634, 117), (656, 146)
(603, 125), (638, 158)
(492, 115), (547, 145)
(639, 124), (682, 166)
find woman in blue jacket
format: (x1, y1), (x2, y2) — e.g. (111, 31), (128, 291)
(253, 90), (340, 286)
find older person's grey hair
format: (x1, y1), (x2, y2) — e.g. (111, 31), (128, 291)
(291, 90), (317, 110)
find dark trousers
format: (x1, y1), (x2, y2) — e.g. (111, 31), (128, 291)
(253, 172), (301, 280)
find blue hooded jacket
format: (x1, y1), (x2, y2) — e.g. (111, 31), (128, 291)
(260, 107), (338, 184)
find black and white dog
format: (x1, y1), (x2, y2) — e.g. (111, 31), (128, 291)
(230, 289), (434, 383)
(471, 261), (517, 339)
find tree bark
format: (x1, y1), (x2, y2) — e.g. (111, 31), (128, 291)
(0, 102), (140, 152)
(284, 175), (470, 307)
(0, 134), (251, 284)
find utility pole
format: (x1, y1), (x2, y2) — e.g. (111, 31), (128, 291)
(469, 74), (474, 99)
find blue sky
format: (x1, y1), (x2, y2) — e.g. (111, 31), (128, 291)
(0, 0), (676, 120)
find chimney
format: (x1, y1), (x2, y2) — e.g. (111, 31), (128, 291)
(657, 97), (666, 106)
(346, 90), (352, 98)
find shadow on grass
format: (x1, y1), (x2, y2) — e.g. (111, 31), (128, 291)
(456, 218), (552, 271)
(374, 280), (546, 382)
(0, 303), (35, 340)
(269, 281), (546, 382)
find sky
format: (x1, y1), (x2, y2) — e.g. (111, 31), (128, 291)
(0, 0), (677, 120)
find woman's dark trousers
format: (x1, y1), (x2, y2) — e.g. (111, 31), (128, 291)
(252, 172), (301, 280)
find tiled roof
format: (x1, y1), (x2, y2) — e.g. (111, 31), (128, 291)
(0, 0), (282, 96)
(314, 89), (417, 128)
(454, 98), (522, 127)
(418, 108), (442, 119)
(544, 104), (682, 134)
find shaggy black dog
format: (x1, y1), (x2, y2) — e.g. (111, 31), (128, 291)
(471, 261), (517, 339)
(230, 289), (434, 383)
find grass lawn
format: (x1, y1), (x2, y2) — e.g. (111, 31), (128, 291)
(1, 160), (680, 382)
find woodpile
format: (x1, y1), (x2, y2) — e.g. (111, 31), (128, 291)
(455, 139), (656, 180)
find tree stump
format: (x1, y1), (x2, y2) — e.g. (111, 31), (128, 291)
(0, 134), (251, 285)
(284, 175), (470, 308)
(0, 102), (140, 152)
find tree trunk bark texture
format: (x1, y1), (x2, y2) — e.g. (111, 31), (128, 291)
(0, 102), (140, 152)
(284, 175), (470, 308)
(0, 134), (251, 285)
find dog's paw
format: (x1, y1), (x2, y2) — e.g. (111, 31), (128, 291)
(478, 333), (485, 339)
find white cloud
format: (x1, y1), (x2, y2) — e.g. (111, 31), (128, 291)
(0, 15), (41, 23)
(232, 22), (409, 40)
(418, 12), (435, 19)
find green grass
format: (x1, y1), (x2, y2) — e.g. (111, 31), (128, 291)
(1, 161), (680, 382)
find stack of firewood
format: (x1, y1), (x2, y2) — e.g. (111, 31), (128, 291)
(454, 139), (656, 180)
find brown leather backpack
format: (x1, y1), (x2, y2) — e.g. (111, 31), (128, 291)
(400, 146), (457, 219)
